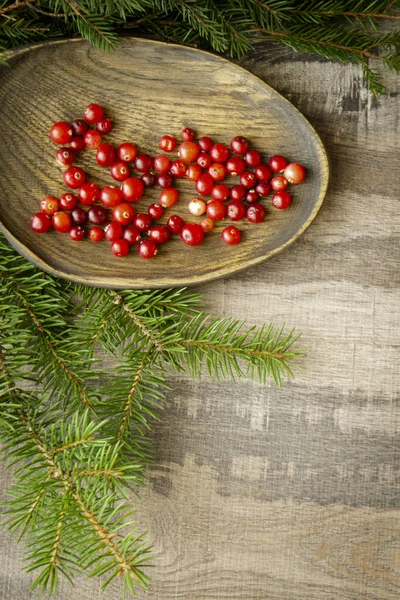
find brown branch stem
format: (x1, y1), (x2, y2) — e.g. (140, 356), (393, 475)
(0, 0), (34, 16)
(53, 436), (95, 455)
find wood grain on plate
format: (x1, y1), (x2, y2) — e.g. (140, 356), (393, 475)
(0, 38), (328, 288)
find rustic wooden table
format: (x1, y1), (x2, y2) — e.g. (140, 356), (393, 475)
(1, 41), (399, 600)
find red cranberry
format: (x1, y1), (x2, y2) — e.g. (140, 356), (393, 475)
(49, 121), (73, 145)
(226, 156), (246, 176)
(141, 172), (157, 187)
(246, 190), (259, 204)
(88, 205), (108, 225)
(169, 160), (187, 178)
(111, 239), (130, 257)
(89, 227), (104, 242)
(121, 178), (144, 202)
(188, 197), (207, 217)
(230, 136), (248, 155)
(56, 147), (75, 167)
(63, 166), (86, 189)
(100, 186), (122, 207)
(186, 164), (202, 181)
(272, 190), (291, 209)
(111, 162), (130, 182)
(157, 173), (174, 188)
(271, 176), (288, 192)
(284, 163), (306, 184)
(222, 225), (241, 245)
(123, 226), (141, 245)
(149, 225), (170, 244)
(255, 164), (273, 181)
(209, 163), (227, 182)
(148, 204), (164, 219)
(246, 204), (266, 223)
(196, 173), (214, 196)
(69, 225), (85, 241)
(210, 143), (229, 163)
(180, 223), (204, 246)
(160, 188), (179, 208)
(138, 239), (158, 259)
(112, 203), (135, 226)
(104, 221), (123, 241)
(227, 201), (245, 221)
(240, 172), (257, 189)
(71, 207), (88, 225)
(244, 149), (262, 167)
(135, 154), (153, 172)
(181, 127), (196, 141)
(178, 141), (199, 163)
(197, 152), (212, 169)
(96, 118), (113, 134)
(167, 214), (185, 234)
(211, 184), (229, 201)
(40, 196), (59, 215)
(71, 119), (88, 136)
(230, 185), (246, 202)
(84, 130), (102, 149)
(269, 155), (288, 173)
(52, 211), (72, 233)
(84, 103), (104, 124)
(199, 217), (214, 233)
(206, 199), (226, 221)
(255, 182), (271, 197)
(198, 136), (213, 152)
(30, 212), (52, 233)
(134, 213), (153, 232)
(78, 183), (99, 206)
(153, 155), (171, 173)
(69, 137), (85, 152)
(159, 135), (177, 152)
(96, 143), (116, 167)
(118, 143), (137, 163)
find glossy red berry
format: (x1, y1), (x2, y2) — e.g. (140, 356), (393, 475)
(96, 143), (116, 167)
(206, 199), (226, 221)
(118, 143), (137, 163)
(169, 160), (187, 178)
(69, 225), (85, 241)
(84, 103), (104, 124)
(210, 143), (229, 163)
(178, 141), (199, 163)
(160, 188), (179, 208)
(181, 127), (196, 141)
(186, 164), (202, 181)
(89, 227), (104, 242)
(199, 217), (214, 233)
(138, 239), (158, 259)
(50, 121), (73, 145)
(272, 190), (291, 209)
(56, 147), (75, 167)
(230, 136), (248, 155)
(211, 184), (229, 201)
(246, 203), (266, 223)
(88, 206), (108, 225)
(159, 135), (177, 152)
(269, 155), (288, 173)
(110, 162), (130, 182)
(198, 136), (213, 152)
(197, 152), (212, 169)
(283, 162), (306, 184)
(141, 172), (157, 187)
(59, 193), (77, 211)
(157, 173), (174, 188)
(244, 149), (262, 167)
(149, 225), (170, 244)
(63, 166), (86, 189)
(255, 164), (273, 181)
(40, 196), (59, 216)
(52, 211), (72, 233)
(135, 154), (153, 172)
(148, 204), (164, 220)
(180, 223), (204, 246)
(167, 214), (185, 234)
(30, 212), (52, 233)
(227, 201), (246, 221)
(222, 225), (241, 245)
(121, 178), (144, 202)
(84, 130), (102, 149)
(78, 183), (99, 206)
(71, 207), (88, 225)
(96, 118), (113, 134)
(111, 239), (130, 257)
(134, 213), (153, 232)
(104, 221), (123, 241)
(123, 226), (141, 245)
(196, 173), (214, 196)
(271, 176), (288, 192)
(100, 186), (122, 207)
(112, 202), (135, 226)
(226, 156), (246, 176)
(246, 190), (259, 204)
(69, 137), (85, 152)
(153, 155), (171, 173)
(240, 172), (257, 189)
(255, 182), (271, 197)
(230, 185), (246, 202)
(209, 163), (227, 182)
(71, 119), (88, 136)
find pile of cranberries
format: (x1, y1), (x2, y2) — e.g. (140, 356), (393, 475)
(30, 104), (306, 259)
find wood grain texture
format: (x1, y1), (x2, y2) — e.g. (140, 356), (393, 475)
(0, 40), (399, 600)
(0, 38), (328, 288)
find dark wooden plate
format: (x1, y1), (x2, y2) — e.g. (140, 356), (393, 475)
(0, 38), (329, 289)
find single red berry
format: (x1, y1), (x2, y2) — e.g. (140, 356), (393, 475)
(148, 204), (164, 220)
(78, 182), (99, 206)
(222, 225), (241, 245)
(255, 182), (272, 197)
(153, 155), (171, 173)
(209, 163), (227, 182)
(198, 136), (213, 152)
(255, 164), (273, 181)
(199, 217), (214, 233)
(246, 203), (266, 223)
(283, 163), (306, 184)
(157, 173), (174, 188)
(178, 141), (199, 163)
(240, 172), (257, 189)
(211, 184), (229, 201)
(100, 186), (122, 207)
(181, 127), (196, 141)
(141, 172), (157, 187)
(134, 213), (153, 232)
(63, 166), (86, 189)
(226, 156), (246, 176)
(96, 118), (113, 134)
(71, 207), (88, 225)
(111, 239), (130, 257)
(84, 103), (104, 124)
(110, 162), (130, 182)
(104, 221), (123, 241)
(30, 212), (52, 233)
(88, 205), (108, 225)
(84, 130), (102, 149)
(197, 152), (212, 169)
(210, 143), (229, 163)
(269, 155), (288, 173)
(230, 185), (246, 202)
(272, 190), (291, 209)
(123, 226), (141, 245)
(121, 178), (144, 202)
(196, 173), (214, 196)
(167, 214), (185, 234)
(40, 196), (59, 216)
(246, 190), (259, 204)
(69, 225), (85, 241)
(188, 197), (207, 217)
(180, 223), (204, 246)
(135, 154), (153, 172)
(149, 225), (170, 244)
(70, 137), (85, 152)
(186, 164), (202, 181)
(56, 147), (75, 167)
(71, 119), (88, 136)
(60, 193), (78, 211)
(96, 143), (116, 167)
(50, 121), (73, 145)
(206, 199), (226, 221)
(159, 135), (177, 152)
(52, 211), (72, 233)
(118, 142), (137, 163)
(169, 160), (187, 178)
(112, 202), (135, 226)
(230, 136), (248, 155)
(138, 239), (158, 259)
(227, 201), (245, 221)
(271, 176), (288, 192)
(160, 188), (179, 208)
(244, 149), (262, 167)
(89, 227), (104, 243)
